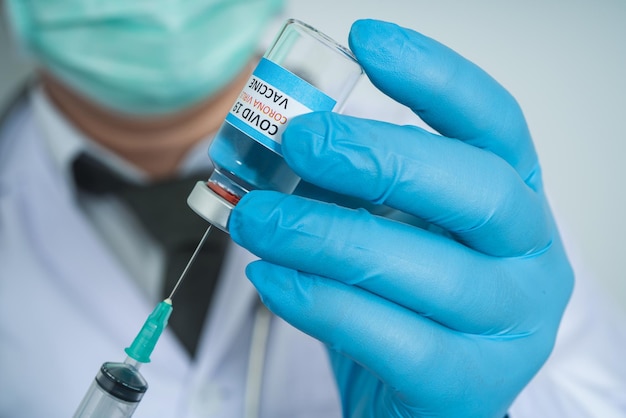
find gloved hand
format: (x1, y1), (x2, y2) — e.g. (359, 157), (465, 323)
(229, 19), (574, 418)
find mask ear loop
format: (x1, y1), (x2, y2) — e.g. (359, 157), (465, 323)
(0, 0), (37, 125)
(0, 80), (33, 131)
(244, 298), (272, 418)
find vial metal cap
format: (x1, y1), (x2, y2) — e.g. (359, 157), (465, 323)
(187, 181), (234, 233)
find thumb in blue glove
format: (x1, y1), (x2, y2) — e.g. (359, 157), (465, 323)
(229, 19), (573, 418)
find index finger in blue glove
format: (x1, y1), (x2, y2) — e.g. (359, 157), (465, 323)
(349, 19), (538, 189)
(229, 191), (559, 335)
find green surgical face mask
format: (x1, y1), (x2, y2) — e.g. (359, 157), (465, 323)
(6, 0), (283, 115)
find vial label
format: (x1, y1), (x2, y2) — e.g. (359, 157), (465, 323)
(225, 58), (336, 155)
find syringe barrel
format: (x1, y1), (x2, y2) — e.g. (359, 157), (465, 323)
(73, 361), (148, 418)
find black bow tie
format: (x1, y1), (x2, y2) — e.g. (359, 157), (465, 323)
(72, 152), (229, 357)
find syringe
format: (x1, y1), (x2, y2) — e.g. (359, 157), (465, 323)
(73, 15), (361, 415)
(72, 300), (173, 418)
(73, 227), (213, 418)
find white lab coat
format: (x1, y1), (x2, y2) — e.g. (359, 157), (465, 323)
(1, 91), (626, 418)
(0, 96), (341, 417)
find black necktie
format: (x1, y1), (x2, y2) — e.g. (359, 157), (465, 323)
(72, 153), (229, 357)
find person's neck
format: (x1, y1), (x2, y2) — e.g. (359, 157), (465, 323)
(41, 68), (252, 180)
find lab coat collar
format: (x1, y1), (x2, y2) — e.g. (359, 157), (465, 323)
(12, 98), (189, 376)
(195, 243), (259, 368)
(8, 96), (262, 403)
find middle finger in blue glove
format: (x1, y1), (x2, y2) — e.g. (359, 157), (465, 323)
(243, 259), (544, 417)
(282, 112), (551, 257)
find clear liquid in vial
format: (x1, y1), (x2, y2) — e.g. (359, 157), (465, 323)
(208, 121), (301, 203)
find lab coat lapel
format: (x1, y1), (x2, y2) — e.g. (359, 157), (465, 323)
(194, 242), (259, 375)
(17, 114), (189, 376)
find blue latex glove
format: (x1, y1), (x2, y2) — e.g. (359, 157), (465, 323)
(229, 19), (573, 418)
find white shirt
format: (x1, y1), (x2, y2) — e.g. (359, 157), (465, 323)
(31, 87), (215, 302)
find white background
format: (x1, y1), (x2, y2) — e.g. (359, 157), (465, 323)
(288, 0), (626, 311)
(2, 1), (625, 310)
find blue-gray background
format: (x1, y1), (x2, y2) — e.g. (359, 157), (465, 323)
(2, 1), (624, 310)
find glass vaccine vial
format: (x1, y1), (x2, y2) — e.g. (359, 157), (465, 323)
(187, 19), (363, 232)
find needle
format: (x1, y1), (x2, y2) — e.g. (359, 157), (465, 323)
(125, 225), (212, 362)
(167, 224), (213, 301)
